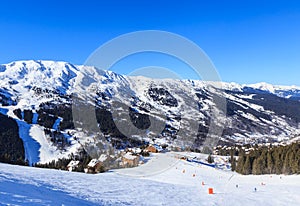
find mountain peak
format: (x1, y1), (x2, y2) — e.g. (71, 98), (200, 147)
(0, 60), (82, 97)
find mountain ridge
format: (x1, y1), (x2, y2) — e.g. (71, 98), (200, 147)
(2, 60), (300, 93)
(1, 60), (300, 165)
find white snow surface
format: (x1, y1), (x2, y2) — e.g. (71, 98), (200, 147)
(0, 152), (299, 206)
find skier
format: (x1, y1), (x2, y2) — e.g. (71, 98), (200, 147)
(254, 187), (257, 192)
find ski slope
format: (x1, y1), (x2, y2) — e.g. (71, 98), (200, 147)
(0, 152), (299, 206)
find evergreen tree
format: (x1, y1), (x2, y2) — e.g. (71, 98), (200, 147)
(230, 157), (236, 171)
(236, 151), (245, 174)
(252, 158), (259, 175)
(207, 154), (214, 163)
(233, 142), (300, 175)
(274, 149), (283, 174)
(283, 151), (291, 174)
(267, 151), (274, 174)
(252, 156), (265, 175)
(242, 155), (251, 175)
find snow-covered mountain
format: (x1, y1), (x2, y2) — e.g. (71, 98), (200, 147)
(1, 60), (300, 165)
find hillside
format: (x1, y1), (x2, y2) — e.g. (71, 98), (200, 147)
(1, 60), (300, 165)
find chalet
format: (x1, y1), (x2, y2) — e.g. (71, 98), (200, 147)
(121, 152), (139, 168)
(84, 159), (104, 174)
(145, 144), (163, 153)
(145, 145), (157, 153)
(67, 160), (80, 172)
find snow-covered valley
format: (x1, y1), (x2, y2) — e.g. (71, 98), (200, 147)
(1, 60), (300, 167)
(1, 60), (300, 205)
(0, 152), (299, 206)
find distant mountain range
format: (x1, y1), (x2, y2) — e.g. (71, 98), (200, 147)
(1, 60), (300, 165)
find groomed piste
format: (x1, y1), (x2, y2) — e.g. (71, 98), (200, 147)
(0, 152), (299, 206)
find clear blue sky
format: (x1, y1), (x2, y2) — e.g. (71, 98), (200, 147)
(0, 0), (300, 85)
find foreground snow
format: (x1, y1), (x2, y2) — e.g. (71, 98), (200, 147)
(0, 153), (299, 206)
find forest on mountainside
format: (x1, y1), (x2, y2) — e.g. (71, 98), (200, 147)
(226, 142), (300, 175)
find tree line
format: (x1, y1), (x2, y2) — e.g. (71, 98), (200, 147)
(231, 142), (300, 175)
(34, 148), (94, 172)
(0, 113), (27, 165)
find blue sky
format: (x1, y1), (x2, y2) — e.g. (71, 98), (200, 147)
(0, 0), (300, 85)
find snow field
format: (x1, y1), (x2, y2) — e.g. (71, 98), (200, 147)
(0, 152), (299, 206)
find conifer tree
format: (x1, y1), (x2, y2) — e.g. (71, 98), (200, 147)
(236, 151), (245, 174)
(230, 151), (236, 171)
(243, 155), (251, 175)
(267, 151), (274, 174)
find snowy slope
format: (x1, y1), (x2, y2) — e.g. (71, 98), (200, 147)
(1, 60), (300, 165)
(0, 153), (299, 206)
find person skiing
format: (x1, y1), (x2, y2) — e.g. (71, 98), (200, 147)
(254, 187), (257, 192)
